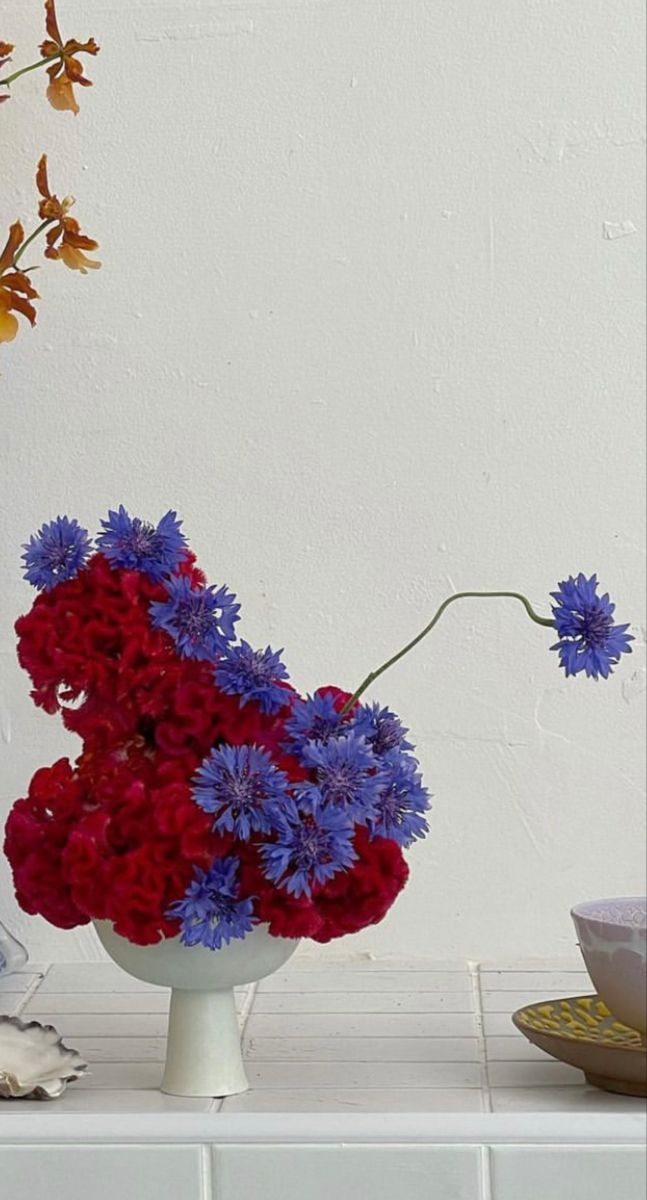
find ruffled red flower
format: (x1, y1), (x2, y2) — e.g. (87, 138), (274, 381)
(6, 548), (413, 946)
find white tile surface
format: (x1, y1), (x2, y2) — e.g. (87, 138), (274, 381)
(38, 963), (165, 993)
(3, 957), (643, 1127)
(75, 1062), (165, 1090)
(0, 971), (44, 997)
(71, 1036), (166, 1062)
(245, 1059), (481, 1089)
(0, 1089), (212, 1114)
(0, 993), (28, 1017)
(490, 1088), (647, 1114)
(486, 1036), (554, 1062)
(214, 1144), (482, 1199)
(220, 1088), (486, 1113)
(491, 1146), (647, 1200)
(488, 1060), (583, 1088)
(244, 1011), (478, 1038)
(258, 970), (471, 993)
(24, 992), (173, 1014)
(252, 991), (474, 1014)
(480, 971), (589, 992)
(0, 1145), (204, 1200)
(244, 1035), (479, 1062)
(23, 990), (246, 1014)
(36, 1012), (171, 1037)
(482, 1013), (525, 1037)
(481, 990), (584, 1012)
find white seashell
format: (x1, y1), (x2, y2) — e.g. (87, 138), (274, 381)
(0, 1015), (88, 1100)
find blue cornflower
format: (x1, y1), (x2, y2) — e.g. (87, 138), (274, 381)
(22, 516), (91, 591)
(215, 641), (290, 714)
(96, 506), (188, 581)
(351, 701), (414, 758)
(166, 856), (256, 950)
(193, 743), (290, 840)
(150, 575), (240, 661)
(260, 789), (357, 898)
(369, 752), (430, 848)
(284, 692), (343, 754)
(550, 573), (633, 680)
(300, 731), (381, 822)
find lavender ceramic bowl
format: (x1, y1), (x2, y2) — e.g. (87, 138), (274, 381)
(572, 898), (647, 1034)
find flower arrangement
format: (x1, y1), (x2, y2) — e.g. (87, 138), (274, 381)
(4, 509), (633, 952)
(0, 2), (100, 346)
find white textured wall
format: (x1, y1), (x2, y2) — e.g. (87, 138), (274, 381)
(1, 0), (645, 964)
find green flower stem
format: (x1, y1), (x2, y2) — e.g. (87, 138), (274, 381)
(340, 590), (556, 715)
(12, 220), (54, 270)
(0, 53), (62, 89)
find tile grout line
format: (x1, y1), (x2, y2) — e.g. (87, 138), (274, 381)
(468, 959), (493, 1114)
(480, 1145), (493, 1200)
(200, 1143), (213, 1200)
(13, 962), (52, 1016)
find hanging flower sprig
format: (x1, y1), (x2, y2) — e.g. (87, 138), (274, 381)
(35, 155), (100, 273)
(0, 1), (99, 114)
(0, 157), (100, 344)
(0, 223), (39, 344)
(340, 575), (634, 715)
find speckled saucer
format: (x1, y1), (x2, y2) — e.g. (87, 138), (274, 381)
(512, 995), (647, 1097)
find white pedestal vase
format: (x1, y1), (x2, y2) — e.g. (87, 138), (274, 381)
(94, 920), (298, 1098)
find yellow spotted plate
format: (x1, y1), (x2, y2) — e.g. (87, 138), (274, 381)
(512, 995), (647, 1097)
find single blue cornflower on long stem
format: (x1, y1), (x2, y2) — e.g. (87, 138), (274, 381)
(550, 573), (634, 679)
(340, 580), (632, 713)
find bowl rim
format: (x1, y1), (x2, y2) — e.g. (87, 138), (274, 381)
(512, 995), (647, 1055)
(571, 897), (647, 928)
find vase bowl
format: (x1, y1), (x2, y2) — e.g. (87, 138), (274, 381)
(94, 921), (298, 1097)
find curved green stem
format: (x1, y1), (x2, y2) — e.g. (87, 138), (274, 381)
(0, 52), (62, 90)
(12, 220), (54, 269)
(340, 590), (555, 714)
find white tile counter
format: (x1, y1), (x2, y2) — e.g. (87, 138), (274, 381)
(1, 958), (645, 1199)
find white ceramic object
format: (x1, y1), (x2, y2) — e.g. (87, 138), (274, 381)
(94, 920), (298, 1097)
(571, 897), (647, 1034)
(0, 1015), (87, 1099)
(0, 921), (28, 977)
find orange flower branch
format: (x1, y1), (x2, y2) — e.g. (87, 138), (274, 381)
(0, 1), (99, 113)
(0, 158), (101, 346)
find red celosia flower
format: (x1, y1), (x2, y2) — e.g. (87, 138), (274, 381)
(6, 535), (415, 946)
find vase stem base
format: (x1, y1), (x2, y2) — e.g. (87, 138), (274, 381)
(160, 987), (249, 1098)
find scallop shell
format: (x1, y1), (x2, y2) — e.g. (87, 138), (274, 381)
(0, 1015), (88, 1100)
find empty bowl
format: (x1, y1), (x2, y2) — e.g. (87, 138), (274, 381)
(572, 897), (647, 1033)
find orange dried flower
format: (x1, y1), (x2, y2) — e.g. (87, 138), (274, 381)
(36, 155), (101, 274)
(0, 40), (13, 100)
(40, 0), (99, 115)
(0, 223), (39, 344)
